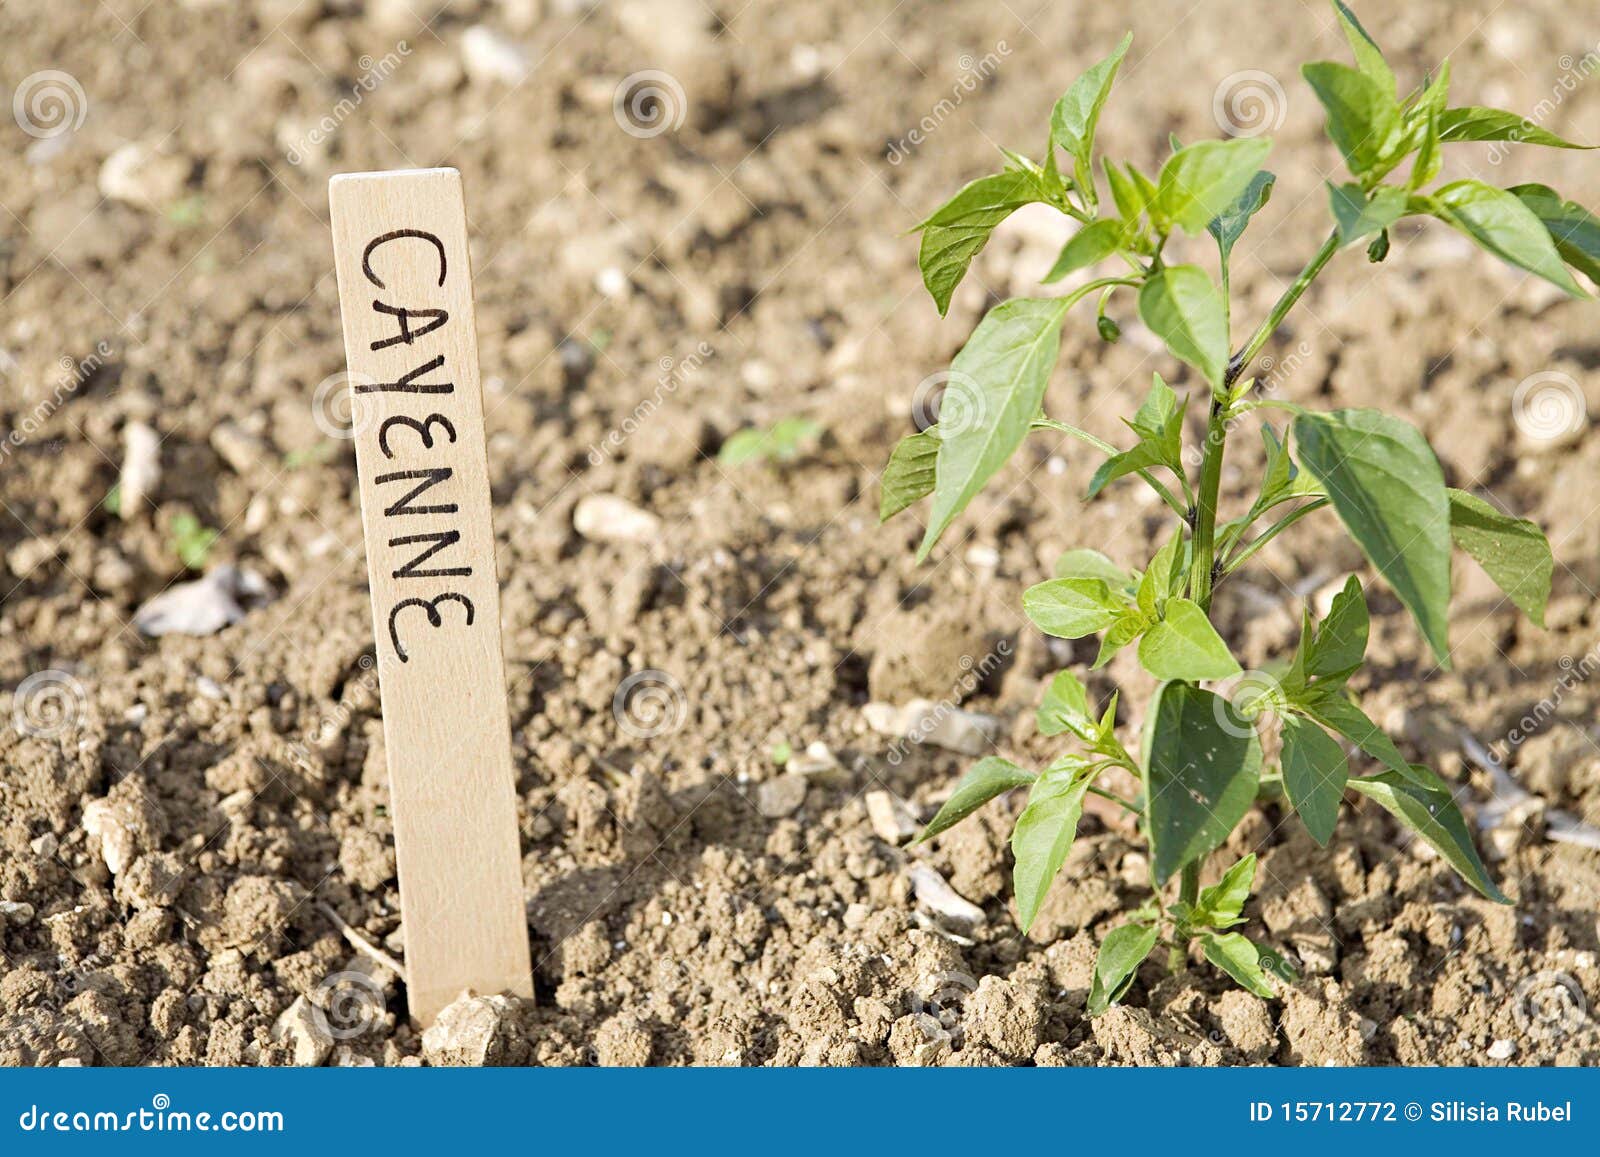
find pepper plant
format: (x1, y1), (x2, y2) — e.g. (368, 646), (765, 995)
(884, 2), (1595, 1005)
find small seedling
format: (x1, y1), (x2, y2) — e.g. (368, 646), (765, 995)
(719, 417), (824, 466)
(168, 512), (218, 570)
(885, 3), (1593, 1004)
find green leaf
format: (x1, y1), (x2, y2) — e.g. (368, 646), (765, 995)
(1301, 61), (1404, 179)
(1292, 409), (1452, 665)
(1086, 375), (1186, 498)
(1332, 0), (1394, 92)
(1087, 921), (1159, 1016)
(1201, 931), (1282, 997)
(1138, 599), (1241, 681)
(1136, 529), (1187, 618)
(1051, 32), (1134, 199)
(1153, 138), (1273, 236)
(919, 298), (1069, 559)
(1429, 180), (1585, 296)
(916, 756), (1035, 843)
(1105, 159), (1149, 222)
(1053, 548), (1133, 586)
(1280, 714), (1349, 845)
(1142, 681), (1263, 884)
(1208, 170), (1275, 266)
(1348, 771), (1509, 903)
(879, 430), (940, 521)
(1044, 218), (1126, 282)
(1306, 574), (1369, 679)
(1438, 107), (1593, 150)
(1012, 763), (1092, 933)
(1507, 184), (1600, 286)
(916, 171), (1044, 315)
(1295, 690), (1410, 779)
(1023, 578), (1127, 639)
(1092, 612), (1147, 669)
(1328, 182), (1407, 246)
(1138, 265), (1229, 391)
(1037, 670), (1094, 738)
(1189, 853), (1256, 930)
(1447, 489), (1552, 627)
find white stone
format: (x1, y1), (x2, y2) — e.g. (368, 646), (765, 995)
(30, 833), (58, 858)
(863, 699), (999, 756)
(460, 25), (529, 86)
(573, 494), (661, 544)
(907, 863), (986, 931)
(273, 996), (333, 1066)
(0, 900), (35, 925)
(1487, 1038), (1516, 1060)
(81, 798), (136, 876)
(133, 565), (273, 637)
(421, 993), (519, 1066)
(118, 420), (161, 518)
(755, 774), (808, 818)
(864, 790), (918, 844)
(99, 143), (189, 211)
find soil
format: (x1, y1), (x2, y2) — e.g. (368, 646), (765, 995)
(3, 0), (1600, 1067)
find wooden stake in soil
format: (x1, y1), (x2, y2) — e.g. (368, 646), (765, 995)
(328, 168), (532, 1024)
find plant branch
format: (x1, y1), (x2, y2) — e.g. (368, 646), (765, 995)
(1222, 497), (1331, 574)
(1086, 784), (1141, 814)
(1225, 229), (1341, 389)
(1032, 418), (1189, 517)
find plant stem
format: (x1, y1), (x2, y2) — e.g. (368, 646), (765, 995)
(1187, 399), (1228, 611)
(1086, 784), (1141, 814)
(1225, 229), (1340, 389)
(1222, 497), (1331, 574)
(1032, 418), (1188, 517)
(1169, 863), (1200, 971)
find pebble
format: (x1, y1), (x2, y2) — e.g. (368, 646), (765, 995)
(98, 142), (190, 211)
(755, 774), (808, 818)
(864, 790), (918, 844)
(842, 902), (872, 930)
(30, 833), (59, 859)
(573, 494), (661, 545)
(787, 741), (844, 782)
(0, 900), (36, 925)
(81, 798), (137, 876)
(273, 996), (333, 1067)
(133, 565), (273, 637)
(421, 994), (519, 1066)
(195, 676), (225, 701)
(210, 421), (269, 475)
(1487, 1038), (1516, 1060)
(460, 25), (530, 86)
(862, 699), (1000, 756)
(119, 420), (161, 517)
(907, 863), (986, 932)
(331, 1046), (375, 1067)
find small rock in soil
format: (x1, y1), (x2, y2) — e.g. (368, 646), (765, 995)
(787, 741), (841, 778)
(273, 996), (333, 1067)
(119, 420), (161, 517)
(573, 493), (661, 544)
(907, 863), (986, 933)
(421, 994), (521, 1066)
(99, 142), (190, 211)
(1487, 1038), (1516, 1060)
(81, 797), (138, 875)
(755, 774), (808, 818)
(864, 790), (918, 844)
(0, 900), (36, 925)
(460, 25), (530, 86)
(862, 699), (1000, 756)
(133, 565), (273, 637)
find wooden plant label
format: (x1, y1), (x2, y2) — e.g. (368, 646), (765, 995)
(328, 168), (532, 1024)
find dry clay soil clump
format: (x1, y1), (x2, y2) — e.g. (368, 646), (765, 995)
(3, 0), (1600, 1066)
